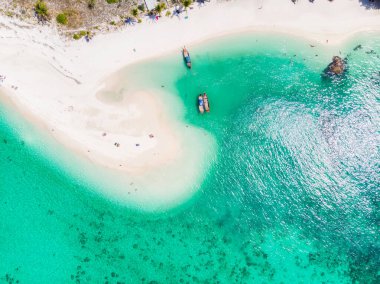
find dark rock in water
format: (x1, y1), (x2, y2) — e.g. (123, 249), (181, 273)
(323, 56), (346, 77)
(308, 253), (316, 262)
(329, 56), (345, 74)
(353, 44), (362, 51)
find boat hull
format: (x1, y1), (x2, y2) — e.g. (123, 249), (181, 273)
(203, 94), (210, 112)
(183, 48), (192, 69)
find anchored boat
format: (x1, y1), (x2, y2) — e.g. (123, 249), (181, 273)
(183, 47), (192, 69)
(198, 94), (204, 114)
(203, 93), (210, 112)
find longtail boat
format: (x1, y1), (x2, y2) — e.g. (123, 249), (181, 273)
(198, 95), (204, 114)
(203, 93), (210, 112)
(183, 47), (192, 69)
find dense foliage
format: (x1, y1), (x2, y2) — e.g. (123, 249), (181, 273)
(34, 0), (49, 21)
(56, 13), (68, 25)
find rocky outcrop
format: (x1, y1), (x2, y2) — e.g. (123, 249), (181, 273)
(328, 56), (345, 75)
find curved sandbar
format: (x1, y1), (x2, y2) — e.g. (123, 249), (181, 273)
(0, 0), (379, 210)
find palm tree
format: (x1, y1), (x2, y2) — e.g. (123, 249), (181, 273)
(181, 0), (193, 10)
(131, 7), (139, 19)
(34, 0), (49, 21)
(154, 2), (166, 16)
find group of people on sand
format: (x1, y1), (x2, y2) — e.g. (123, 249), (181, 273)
(198, 92), (210, 114)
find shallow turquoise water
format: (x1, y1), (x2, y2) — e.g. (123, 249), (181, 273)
(1, 32), (379, 283)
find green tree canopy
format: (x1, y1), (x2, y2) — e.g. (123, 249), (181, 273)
(34, 0), (49, 21)
(181, 0), (193, 10)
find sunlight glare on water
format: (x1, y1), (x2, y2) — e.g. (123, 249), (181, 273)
(0, 32), (379, 283)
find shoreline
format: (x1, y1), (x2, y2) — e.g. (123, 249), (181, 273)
(0, 87), (216, 211)
(0, 0), (379, 209)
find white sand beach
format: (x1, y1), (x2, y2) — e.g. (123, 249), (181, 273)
(0, 0), (379, 209)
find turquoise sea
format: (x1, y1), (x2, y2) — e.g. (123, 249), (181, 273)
(1, 32), (379, 283)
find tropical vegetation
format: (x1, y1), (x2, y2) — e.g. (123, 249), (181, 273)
(56, 13), (68, 25)
(34, 0), (49, 21)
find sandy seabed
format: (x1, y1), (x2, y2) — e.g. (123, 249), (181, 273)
(0, 0), (379, 210)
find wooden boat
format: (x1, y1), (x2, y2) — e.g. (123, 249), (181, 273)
(183, 47), (192, 69)
(198, 95), (204, 113)
(203, 93), (210, 112)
